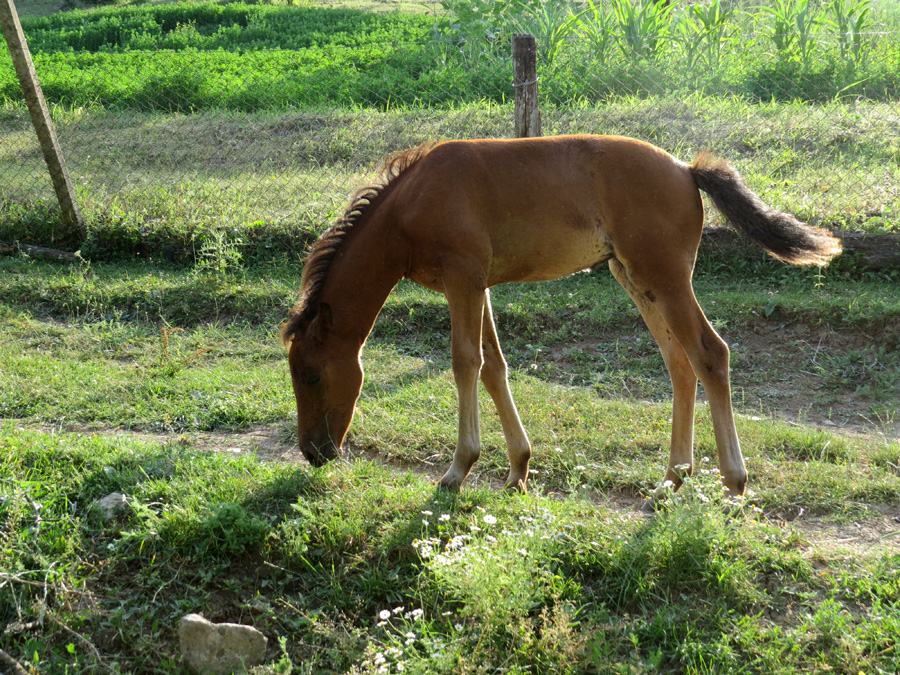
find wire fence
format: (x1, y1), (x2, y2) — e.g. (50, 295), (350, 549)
(1, 24), (899, 260)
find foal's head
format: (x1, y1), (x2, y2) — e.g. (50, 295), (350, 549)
(284, 301), (363, 466)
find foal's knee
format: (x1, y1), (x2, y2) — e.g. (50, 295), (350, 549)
(698, 332), (731, 382)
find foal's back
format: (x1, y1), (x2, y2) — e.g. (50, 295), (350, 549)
(389, 135), (705, 288)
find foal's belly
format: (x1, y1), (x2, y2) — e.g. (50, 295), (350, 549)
(486, 225), (613, 285)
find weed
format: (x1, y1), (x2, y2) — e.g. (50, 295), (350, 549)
(192, 229), (244, 277)
(157, 325), (220, 378)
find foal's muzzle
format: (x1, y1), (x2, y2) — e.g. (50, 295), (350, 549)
(300, 438), (340, 467)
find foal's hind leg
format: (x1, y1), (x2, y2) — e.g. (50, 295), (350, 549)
(613, 262), (747, 499)
(651, 287), (746, 497)
(609, 260), (698, 496)
(479, 290), (532, 491)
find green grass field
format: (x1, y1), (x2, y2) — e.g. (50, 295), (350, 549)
(2, 1), (900, 673)
(1, 251), (899, 674)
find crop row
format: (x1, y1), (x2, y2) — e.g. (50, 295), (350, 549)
(3, 41), (898, 112)
(446, 0), (891, 68)
(2, 1), (899, 109)
(19, 2), (435, 52)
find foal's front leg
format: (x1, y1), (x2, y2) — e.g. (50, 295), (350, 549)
(479, 291), (532, 491)
(438, 287), (487, 491)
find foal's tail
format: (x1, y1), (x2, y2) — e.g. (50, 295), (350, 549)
(690, 152), (842, 265)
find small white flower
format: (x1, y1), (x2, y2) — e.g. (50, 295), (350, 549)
(379, 609), (391, 621)
(575, 465), (586, 471)
(421, 510), (433, 516)
(439, 513), (451, 521)
(483, 514), (497, 525)
(454, 623), (463, 631)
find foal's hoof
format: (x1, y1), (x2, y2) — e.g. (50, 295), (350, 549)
(504, 478), (528, 494)
(436, 478), (462, 493)
(640, 497), (658, 515)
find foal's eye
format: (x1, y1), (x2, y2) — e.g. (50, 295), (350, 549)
(306, 374), (321, 386)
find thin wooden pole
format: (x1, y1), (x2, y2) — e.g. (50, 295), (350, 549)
(0, 0), (84, 239)
(512, 33), (541, 138)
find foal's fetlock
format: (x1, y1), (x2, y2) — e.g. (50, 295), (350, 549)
(438, 461), (474, 492)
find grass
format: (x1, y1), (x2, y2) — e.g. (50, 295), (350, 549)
(1, 96), (898, 263)
(1, 1), (899, 671)
(0, 255), (898, 673)
(0, 255), (898, 496)
(2, 422), (899, 673)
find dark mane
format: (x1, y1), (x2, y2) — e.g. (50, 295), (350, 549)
(281, 142), (435, 344)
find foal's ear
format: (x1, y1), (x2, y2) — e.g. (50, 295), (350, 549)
(310, 302), (333, 343)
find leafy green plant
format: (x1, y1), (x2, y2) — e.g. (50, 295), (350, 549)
(673, 0), (736, 69)
(825, 0), (874, 64)
(611, 0), (674, 62)
(758, 0), (824, 66)
(193, 228), (244, 277)
(438, 0), (511, 61)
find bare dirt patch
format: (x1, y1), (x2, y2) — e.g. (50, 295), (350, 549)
(544, 316), (900, 441)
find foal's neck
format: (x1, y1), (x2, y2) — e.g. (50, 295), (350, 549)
(321, 214), (405, 349)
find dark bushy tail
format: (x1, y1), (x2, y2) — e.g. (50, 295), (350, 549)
(690, 152), (842, 265)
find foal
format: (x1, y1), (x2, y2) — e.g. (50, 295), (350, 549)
(282, 135), (841, 499)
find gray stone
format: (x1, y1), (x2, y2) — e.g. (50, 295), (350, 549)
(95, 492), (128, 520)
(179, 613), (267, 674)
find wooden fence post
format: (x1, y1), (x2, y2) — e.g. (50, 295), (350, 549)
(512, 33), (541, 138)
(0, 0), (84, 239)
